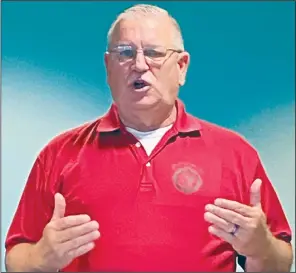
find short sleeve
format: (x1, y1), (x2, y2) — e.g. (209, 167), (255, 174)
(5, 153), (55, 252)
(237, 153), (292, 270)
(254, 157), (292, 243)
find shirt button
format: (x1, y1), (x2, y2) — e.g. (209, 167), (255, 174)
(135, 142), (141, 148)
(146, 162), (151, 167)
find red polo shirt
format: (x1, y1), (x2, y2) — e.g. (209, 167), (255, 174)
(5, 100), (291, 272)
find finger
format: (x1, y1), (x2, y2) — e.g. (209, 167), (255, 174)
(250, 178), (262, 207)
(51, 193), (66, 221)
(214, 199), (253, 217)
(59, 220), (99, 242)
(67, 241), (95, 260)
(64, 230), (100, 251)
(205, 204), (247, 227)
(204, 212), (234, 233)
(208, 225), (236, 244)
(54, 214), (91, 230)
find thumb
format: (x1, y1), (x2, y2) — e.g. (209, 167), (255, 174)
(250, 178), (262, 207)
(51, 193), (66, 221)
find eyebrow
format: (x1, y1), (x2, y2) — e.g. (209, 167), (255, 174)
(114, 41), (136, 47)
(113, 43), (165, 49)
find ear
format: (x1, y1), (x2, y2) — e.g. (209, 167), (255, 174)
(104, 52), (113, 86)
(177, 52), (190, 86)
(104, 52), (110, 73)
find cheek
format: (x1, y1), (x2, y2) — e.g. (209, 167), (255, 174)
(109, 65), (129, 84)
(161, 66), (180, 88)
(108, 66), (132, 101)
(150, 69), (179, 99)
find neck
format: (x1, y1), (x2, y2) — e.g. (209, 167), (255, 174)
(118, 103), (177, 132)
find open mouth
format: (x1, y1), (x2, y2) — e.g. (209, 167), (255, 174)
(133, 79), (148, 90)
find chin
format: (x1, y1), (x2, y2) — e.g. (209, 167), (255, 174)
(131, 96), (161, 109)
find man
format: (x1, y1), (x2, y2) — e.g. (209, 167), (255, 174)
(5, 4), (293, 272)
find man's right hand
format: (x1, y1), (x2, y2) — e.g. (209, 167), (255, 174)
(33, 193), (100, 271)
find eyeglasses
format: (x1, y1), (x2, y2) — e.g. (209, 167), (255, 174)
(108, 45), (183, 63)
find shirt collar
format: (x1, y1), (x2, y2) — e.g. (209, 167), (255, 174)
(96, 99), (202, 133)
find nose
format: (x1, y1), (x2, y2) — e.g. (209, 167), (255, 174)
(132, 50), (149, 72)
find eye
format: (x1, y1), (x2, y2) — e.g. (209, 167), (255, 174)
(118, 46), (135, 59)
(144, 49), (165, 58)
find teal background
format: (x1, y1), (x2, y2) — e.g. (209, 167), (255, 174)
(2, 1), (295, 271)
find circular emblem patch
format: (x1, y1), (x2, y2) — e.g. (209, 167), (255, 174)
(172, 163), (202, 194)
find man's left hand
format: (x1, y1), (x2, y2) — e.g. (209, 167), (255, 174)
(204, 178), (273, 258)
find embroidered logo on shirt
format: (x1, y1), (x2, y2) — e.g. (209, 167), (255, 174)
(172, 163), (203, 194)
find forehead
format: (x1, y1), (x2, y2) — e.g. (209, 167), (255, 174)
(112, 15), (173, 46)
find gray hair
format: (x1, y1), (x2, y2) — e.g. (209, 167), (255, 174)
(107, 4), (184, 51)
